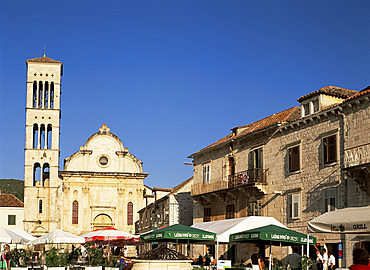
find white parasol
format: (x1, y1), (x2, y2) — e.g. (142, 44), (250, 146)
(31, 229), (85, 245)
(0, 227), (31, 244)
(308, 206), (370, 234)
(11, 228), (36, 242)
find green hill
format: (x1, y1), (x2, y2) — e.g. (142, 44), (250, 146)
(0, 179), (24, 202)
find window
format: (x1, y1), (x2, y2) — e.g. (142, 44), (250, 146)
(42, 163), (50, 187)
(44, 81), (49, 108)
(248, 148), (263, 169)
(38, 199), (43, 214)
(323, 135), (337, 164)
(289, 145), (300, 172)
(50, 82), (54, 109)
(226, 204), (235, 219)
(99, 156), (109, 166)
(228, 157), (235, 176)
(203, 163), (211, 183)
(33, 124), (39, 149)
(313, 99), (319, 112)
(40, 124), (46, 149)
(33, 81), (37, 108)
(288, 193), (300, 220)
(248, 200), (262, 216)
(72, 201), (78, 224)
(8, 215), (16, 225)
(303, 103), (310, 116)
(324, 188), (337, 212)
(33, 163), (41, 186)
(47, 124), (52, 149)
(204, 208), (211, 222)
(38, 81), (43, 108)
(127, 202), (133, 225)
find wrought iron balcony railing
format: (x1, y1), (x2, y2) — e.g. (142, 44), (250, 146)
(228, 168), (267, 188)
(191, 169), (267, 196)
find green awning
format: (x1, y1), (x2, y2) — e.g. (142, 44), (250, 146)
(230, 225), (316, 245)
(140, 224), (216, 243)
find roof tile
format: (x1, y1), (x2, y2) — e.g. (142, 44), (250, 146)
(297, 86), (358, 102)
(189, 106), (300, 157)
(26, 56), (62, 64)
(0, 192), (24, 207)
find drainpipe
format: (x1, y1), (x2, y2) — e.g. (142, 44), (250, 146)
(337, 110), (347, 268)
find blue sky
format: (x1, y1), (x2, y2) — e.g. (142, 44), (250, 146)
(0, 0), (369, 188)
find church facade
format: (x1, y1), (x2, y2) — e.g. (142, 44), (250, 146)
(23, 55), (150, 236)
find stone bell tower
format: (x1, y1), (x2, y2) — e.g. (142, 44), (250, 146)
(23, 54), (63, 235)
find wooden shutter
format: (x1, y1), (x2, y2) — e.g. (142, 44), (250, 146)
(324, 135), (337, 163)
(257, 148), (263, 169)
(289, 146), (300, 172)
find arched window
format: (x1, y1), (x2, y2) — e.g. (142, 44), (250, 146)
(38, 81), (43, 108)
(72, 201), (78, 224)
(50, 82), (54, 109)
(33, 81), (37, 108)
(44, 81), (49, 108)
(127, 202), (133, 225)
(33, 163), (41, 186)
(42, 163), (50, 187)
(40, 124), (46, 149)
(47, 124), (52, 149)
(38, 199), (43, 214)
(33, 124), (39, 149)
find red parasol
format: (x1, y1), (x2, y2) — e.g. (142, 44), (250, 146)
(81, 227), (139, 243)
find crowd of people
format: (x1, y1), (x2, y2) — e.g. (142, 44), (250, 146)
(1, 243), (369, 270)
(246, 246), (369, 270)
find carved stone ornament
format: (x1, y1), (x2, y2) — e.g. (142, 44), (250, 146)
(82, 186), (89, 194)
(99, 124), (110, 134)
(64, 186), (70, 195)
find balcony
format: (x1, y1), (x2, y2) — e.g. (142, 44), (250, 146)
(191, 169), (267, 197)
(191, 177), (228, 196)
(228, 168), (268, 188)
(343, 144), (370, 168)
(343, 144), (370, 195)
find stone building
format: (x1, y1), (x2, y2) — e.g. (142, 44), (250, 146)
(137, 177), (194, 234)
(23, 55), (150, 236)
(188, 86), (370, 267)
(137, 177), (194, 254)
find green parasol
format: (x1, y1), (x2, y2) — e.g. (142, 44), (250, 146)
(230, 224), (316, 245)
(140, 224), (216, 243)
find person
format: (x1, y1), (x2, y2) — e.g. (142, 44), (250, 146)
(79, 244), (87, 263)
(2, 245), (10, 270)
(118, 254), (126, 270)
(251, 247), (263, 270)
(286, 247), (302, 270)
(322, 249), (328, 270)
(198, 254), (204, 266)
(349, 248), (370, 270)
(263, 257), (271, 270)
(316, 250), (323, 270)
(205, 255), (211, 269)
(328, 251), (335, 270)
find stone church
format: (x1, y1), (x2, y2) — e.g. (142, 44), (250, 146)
(23, 55), (150, 236)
